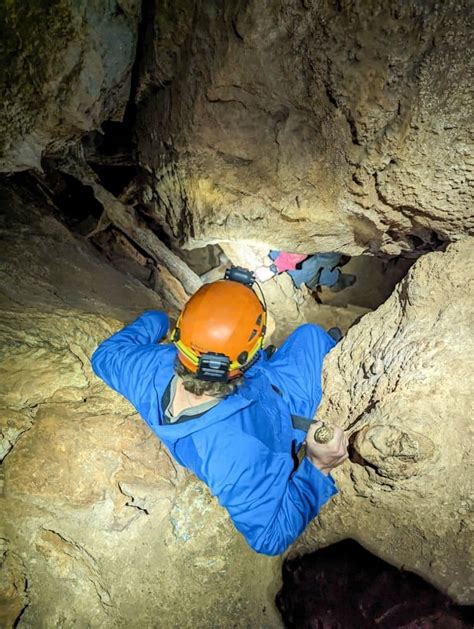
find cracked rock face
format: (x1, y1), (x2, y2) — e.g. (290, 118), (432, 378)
(0, 187), (281, 627)
(291, 238), (474, 604)
(137, 0), (473, 255)
(0, 0), (141, 172)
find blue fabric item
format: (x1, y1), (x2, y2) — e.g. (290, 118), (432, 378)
(91, 311), (338, 556)
(269, 251), (342, 288)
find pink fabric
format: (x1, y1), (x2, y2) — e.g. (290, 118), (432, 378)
(274, 252), (309, 273)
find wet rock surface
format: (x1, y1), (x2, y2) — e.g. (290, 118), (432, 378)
(278, 540), (473, 628)
(292, 238), (474, 603)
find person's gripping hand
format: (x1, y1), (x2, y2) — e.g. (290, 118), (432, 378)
(255, 265), (276, 282)
(305, 421), (349, 475)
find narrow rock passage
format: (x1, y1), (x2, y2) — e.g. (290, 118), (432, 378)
(1, 0), (473, 625)
(0, 182), (282, 628)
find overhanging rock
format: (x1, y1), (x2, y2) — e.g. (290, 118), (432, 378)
(136, 0), (473, 255)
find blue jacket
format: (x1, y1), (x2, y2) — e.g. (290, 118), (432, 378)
(91, 311), (338, 556)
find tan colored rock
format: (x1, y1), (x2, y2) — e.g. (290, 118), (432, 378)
(291, 239), (474, 604)
(0, 187), (282, 627)
(1, 332), (282, 627)
(137, 1), (473, 255)
(0, 183), (164, 320)
(0, 541), (28, 629)
(0, 409), (33, 463)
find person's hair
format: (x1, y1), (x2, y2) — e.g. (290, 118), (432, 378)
(175, 359), (242, 398)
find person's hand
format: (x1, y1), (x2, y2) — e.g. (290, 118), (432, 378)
(255, 265), (276, 282)
(305, 421), (349, 475)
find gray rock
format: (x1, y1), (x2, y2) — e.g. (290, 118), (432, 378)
(0, 0), (141, 172)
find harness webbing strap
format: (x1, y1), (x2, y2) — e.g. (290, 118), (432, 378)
(291, 414), (315, 433)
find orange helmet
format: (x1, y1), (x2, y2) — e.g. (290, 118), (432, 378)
(172, 277), (266, 381)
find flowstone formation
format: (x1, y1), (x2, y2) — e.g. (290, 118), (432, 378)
(136, 0), (473, 255)
(0, 186), (281, 628)
(291, 239), (474, 604)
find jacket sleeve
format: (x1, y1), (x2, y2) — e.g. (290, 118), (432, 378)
(91, 311), (170, 409)
(191, 430), (337, 556)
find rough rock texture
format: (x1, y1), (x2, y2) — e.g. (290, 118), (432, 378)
(137, 0), (473, 256)
(0, 186), (282, 627)
(0, 184), (163, 320)
(1, 0), (473, 620)
(0, 0), (141, 172)
(291, 239), (474, 604)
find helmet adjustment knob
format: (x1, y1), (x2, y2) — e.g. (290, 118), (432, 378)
(237, 351), (248, 365)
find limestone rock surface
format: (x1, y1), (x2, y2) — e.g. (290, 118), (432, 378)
(137, 0), (473, 256)
(291, 239), (474, 604)
(0, 184), (163, 320)
(0, 187), (282, 627)
(0, 0), (141, 172)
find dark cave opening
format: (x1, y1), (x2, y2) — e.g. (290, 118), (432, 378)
(9, 165), (226, 281)
(82, 120), (134, 163)
(6, 168), (226, 295)
(89, 163), (137, 197)
(5, 166), (420, 321)
(9, 170), (105, 237)
(277, 540), (473, 629)
(387, 225), (449, 258)
(81, 120), (137, 197)
(311, 253), (415, 311)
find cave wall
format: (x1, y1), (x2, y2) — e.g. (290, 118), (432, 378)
(1, 0), (473, 623)
(291, 238), (474, 604)
(0, 0), (141, 172)
(136, 0), (473, 255)
(0, 185), (282, 627)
